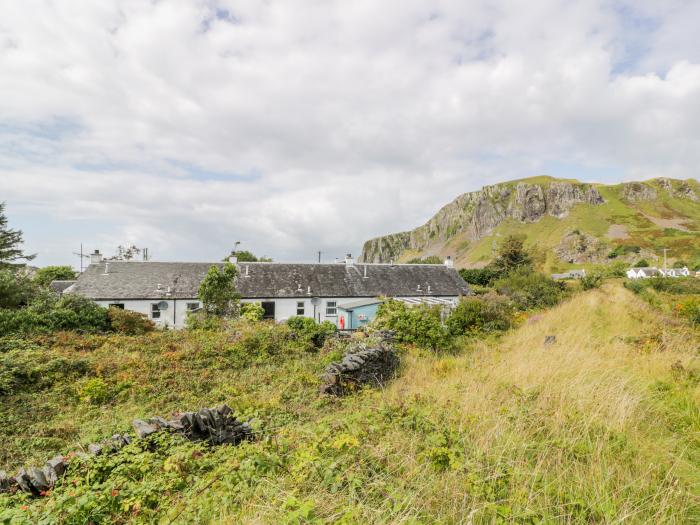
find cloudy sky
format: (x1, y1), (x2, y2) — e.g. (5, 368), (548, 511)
(1, 0), (699, 267)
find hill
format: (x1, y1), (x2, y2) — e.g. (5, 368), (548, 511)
(1, 283), (699, 523)
(359, 176), (700, 271)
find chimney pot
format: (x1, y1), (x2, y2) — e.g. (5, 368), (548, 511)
(444, 256), (454, 268)
(344, 254), (354, 266)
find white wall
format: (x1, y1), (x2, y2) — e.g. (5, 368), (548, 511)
(95, 299), (200, 329)
(98, 295), (461, 329)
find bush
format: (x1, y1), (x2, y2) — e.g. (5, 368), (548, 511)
(34, 265), (77, 287)
(241, 302), (265, 321)
(374, 300), (449, 351)
(494, 269), (567, 310)
(286, 316), (337, 349)
(580, 272), (604, 291)
(458, 267), (502, 286)
(634, 259), (650, 267)
(676, 298), (700, 325)
(0, 295), (110, 334)
(77, 377), (112, 405)
(108, 307), (155, 335)
(446, 295), (513, 336)
(0, 269), (37, 308)
(185, 310), (225, 331)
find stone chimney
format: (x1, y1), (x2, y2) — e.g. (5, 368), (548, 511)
(344, 253), (354, 266)
(90, 250), (103, 265)
(444, 256), (454, 268)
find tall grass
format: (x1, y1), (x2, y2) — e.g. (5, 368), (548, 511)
(1, 284), (698, 523)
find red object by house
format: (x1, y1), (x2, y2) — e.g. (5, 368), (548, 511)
(339, 315), (345, 330)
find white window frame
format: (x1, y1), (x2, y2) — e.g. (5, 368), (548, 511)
(151, 303), (161, 319)
(325, 300), (337, 316)
(186, 302), (200, 311)
(296, 301), (305, 316)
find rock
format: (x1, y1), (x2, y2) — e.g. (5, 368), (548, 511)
(46, 456), (67, 478)
(87, 443), (103, 456)
(0, 470), (16, 492)
(132, 419), (159, 439)
(555, 231), (607, 264)
(544, 335), (556, 346)
(621, 182), (657, 202)
(15, 469), (33, 493)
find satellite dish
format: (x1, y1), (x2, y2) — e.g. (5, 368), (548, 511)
(311, 297), (321, 306)
(157, 301), (169, 310)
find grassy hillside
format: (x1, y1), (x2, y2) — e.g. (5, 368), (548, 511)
(363, 177), (700, 272)
(1, 284), (699, 523)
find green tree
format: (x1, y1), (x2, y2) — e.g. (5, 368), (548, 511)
(0, 269), (37, 308)
(635, 259), (650, 267)
(491, 235), (532, 274)
(34, 265), (77, 287)
(0, 202), (34, 266)
(224, 250), (272, 262)
(198, 263), (241, 316)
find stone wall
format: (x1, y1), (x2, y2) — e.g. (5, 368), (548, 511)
(0, 405), (251, 496)
(321, 330), (400, 395)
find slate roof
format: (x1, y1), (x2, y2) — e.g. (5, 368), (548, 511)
(49, 280), (77, 294)
(68, 261), (470, 300)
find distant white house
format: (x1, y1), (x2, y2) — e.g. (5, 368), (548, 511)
(626, 266), (691, 279)
(660, 267), (690, 278)
(63, 251), (470, 328)
(626, 267), (661, 279)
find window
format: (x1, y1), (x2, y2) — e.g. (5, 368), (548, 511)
(108, 303), (125, 309)
(151, 303), (161, 319)
(326, 301), (337, 316)
(186, 302), (200, 311)
(296, 301), (305, 316)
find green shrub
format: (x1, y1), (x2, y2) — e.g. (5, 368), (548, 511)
(241, 302), (265, 321)
(634, 259), (650, 267)
(406, 255), (443, 264)
(0, 295), (109, 334)
(624, 280), (646, 294)
(458, 267), (502, 286)
(286, 316), (337, 349)
(580, 272), (604, 291)
(374, 300), (449, 351)
(77, 377), (112, 404)
(33, 265), (77, 287)
(108, 307), (155, 335)
(494, 269), (567, 310)
(185, 310), (225, 331)
(676, 298), (700, 325)
(446, 295), (513, 336)
(0, 268), (37, 308)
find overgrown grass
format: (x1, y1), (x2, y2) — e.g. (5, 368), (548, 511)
(1, 284), (699, 523)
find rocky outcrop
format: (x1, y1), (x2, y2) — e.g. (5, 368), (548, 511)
(555, 231), (607, 264)
(321, 331), (399, 395)
(658, 178), (698, 201)
(0, 405), (252, 496)
(621, 182), (657, 202)
(360, 180), (605, 263)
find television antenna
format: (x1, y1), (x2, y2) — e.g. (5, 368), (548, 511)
(73, 243), (90, 273)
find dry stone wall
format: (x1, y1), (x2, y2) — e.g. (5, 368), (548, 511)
(321, 330), (400, 395)
(0, 405), (251, 496)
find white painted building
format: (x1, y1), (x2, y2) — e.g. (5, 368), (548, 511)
(626, 267), (661, 279)
(65, 252), (470, 328)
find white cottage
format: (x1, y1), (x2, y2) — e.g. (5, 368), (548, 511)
(626, 267), (661, 279)
(65, 252), (470, 328)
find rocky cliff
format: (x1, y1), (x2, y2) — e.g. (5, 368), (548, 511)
(360, 179), (604, 263)
(359, 176), (700, 269)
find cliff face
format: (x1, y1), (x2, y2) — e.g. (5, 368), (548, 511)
(360, 180), (604, 263)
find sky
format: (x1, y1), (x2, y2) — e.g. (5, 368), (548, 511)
(1, 0), (699, 267)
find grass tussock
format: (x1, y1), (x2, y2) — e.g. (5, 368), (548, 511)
(0, 284), (699, 523)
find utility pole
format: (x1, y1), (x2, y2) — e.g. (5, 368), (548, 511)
(72, 243), (89, 273)
(663, 248), (669, 277)
(317, 251), (322, 263)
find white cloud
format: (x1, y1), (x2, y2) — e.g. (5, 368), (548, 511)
(0, 0), (699, 266)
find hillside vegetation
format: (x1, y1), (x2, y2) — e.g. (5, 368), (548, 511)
(359, 176), (700, 272)
(1, 283), (698, 523)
